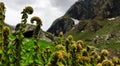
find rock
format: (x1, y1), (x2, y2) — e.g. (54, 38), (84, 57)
(15, 23), (35, 38)
(65, 0), (94, 20)
(108, 17), (116, 21)
(14, 23), (54, 42)
(65, 0), (120, 20)
(75, 20), (102, 32)
(47, 16), (75, 36)
(75, 20), (87, 32)
(38, 30), (54, 42)
(85, 20), (102, 32)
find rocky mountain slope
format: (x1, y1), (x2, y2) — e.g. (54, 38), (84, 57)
(65, 0), (120, 19)
(47, 16), (74, 36)
(47, 0), (120, 36)
(47, 0), (120, 55)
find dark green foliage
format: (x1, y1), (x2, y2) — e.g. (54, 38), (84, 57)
(21, 6), (33, 32)
(3, 26), (10, 65)
(31, 16), (42, 38)
(0, 2), (5, 65)
(13, 6), (34, 66)
(30, 16), (43, 65)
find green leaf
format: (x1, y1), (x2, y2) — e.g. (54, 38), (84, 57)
(0, 49), (3, 54)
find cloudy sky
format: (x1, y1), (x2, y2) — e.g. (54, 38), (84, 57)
(1, 0), (77, 31)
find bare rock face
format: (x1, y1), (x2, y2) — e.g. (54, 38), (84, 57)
(75, 20), (102, 32)
(65, 0), (120, 20)
(47, 16), (75, 36)
(65, 0), (94, 20)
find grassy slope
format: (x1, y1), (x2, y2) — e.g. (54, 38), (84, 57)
(93, 18), (120, 50)
(66, 17), (120, 50)
(22, 38), (54, 51)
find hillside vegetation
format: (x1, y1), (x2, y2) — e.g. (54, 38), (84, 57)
(66, 17), (120, 51)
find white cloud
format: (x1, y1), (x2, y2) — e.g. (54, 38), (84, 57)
(0, 0), (77, 31)
(50, 0), (77, 12)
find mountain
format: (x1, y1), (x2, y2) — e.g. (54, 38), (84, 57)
(47, 0), (120, 36)
(65, 0), (120, 19)
(47, 0), (120, 55)
(47, 16), (74, 36)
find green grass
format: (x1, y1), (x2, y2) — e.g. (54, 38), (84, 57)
(21, 38), (54, 65)
(65, 28), (93, 41)
(38, 40), (54, 51)
(66, 17), (120, 50)
(22, 38), (54, 52)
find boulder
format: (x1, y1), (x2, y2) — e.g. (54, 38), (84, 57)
(14, 23), (35, 38)
(14, 23), (54, 42)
